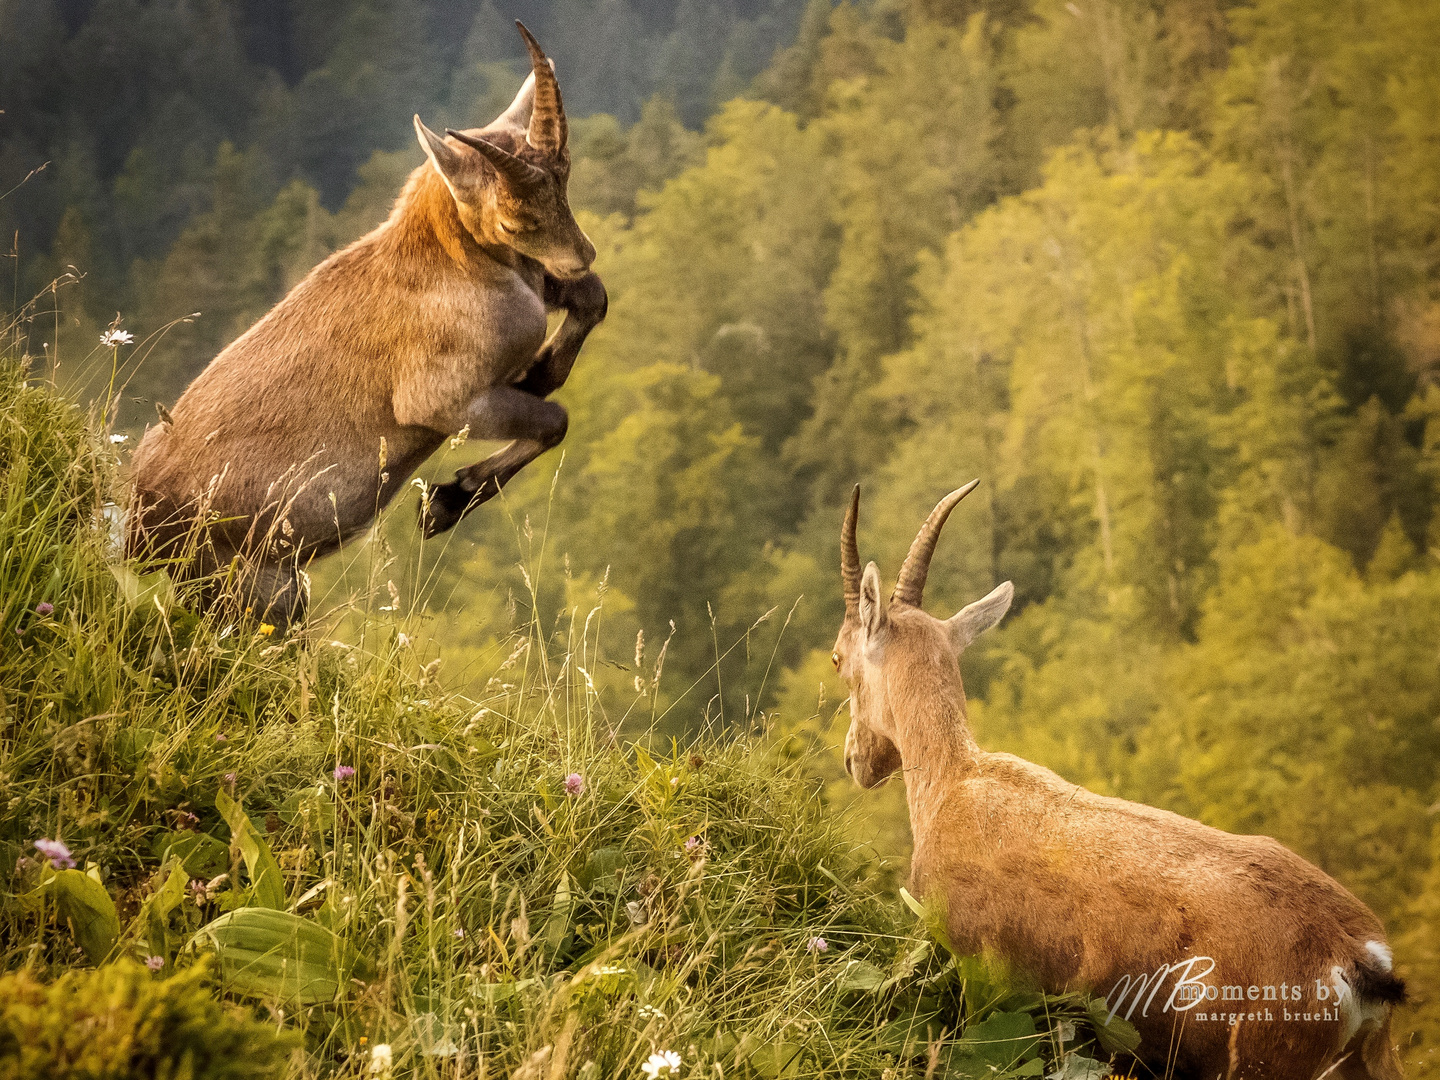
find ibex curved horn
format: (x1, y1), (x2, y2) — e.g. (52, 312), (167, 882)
(841, 484), (861, 616)
(515, 21), (566, 157)
(892, 479), (980, 608)
(446, 129), (544, 187)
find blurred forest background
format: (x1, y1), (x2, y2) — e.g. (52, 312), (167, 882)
(4, 0), (1440, 1062)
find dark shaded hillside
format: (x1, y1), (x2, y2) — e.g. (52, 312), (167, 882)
(0, 0), (806, 249)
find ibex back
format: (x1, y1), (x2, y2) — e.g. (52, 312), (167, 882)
(834, 484), (1406, 1080)
(128, 22), (605, 621)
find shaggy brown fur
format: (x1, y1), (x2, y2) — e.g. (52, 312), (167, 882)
(127, 23), (605, 620)
(834, 483), (1405, 1080)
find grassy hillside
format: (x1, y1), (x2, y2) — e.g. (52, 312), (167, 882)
(0, 357), (1140, 1078)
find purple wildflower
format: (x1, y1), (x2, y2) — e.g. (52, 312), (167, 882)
(223, 772), (237, 790)
(333, 764), (356, 782)
(145, 955), (165, 972)
(214, 732), (227, 743)
(563, 772), (584, 796)
(172, 810), (199, 829)
(684, 836), (704, 855)
(34, 838), (75, 870)
(35, 602), (53, 616)
(806, 936), (828, 954)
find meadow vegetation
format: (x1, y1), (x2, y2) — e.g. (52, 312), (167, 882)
(0, 354), (1141, 1077)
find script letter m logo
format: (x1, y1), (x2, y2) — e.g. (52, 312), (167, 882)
(1106, 964), (1177, 1023)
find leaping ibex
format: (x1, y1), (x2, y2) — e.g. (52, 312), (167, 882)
(128, 22), (605, 621)
(834, 483), (1405, 1080)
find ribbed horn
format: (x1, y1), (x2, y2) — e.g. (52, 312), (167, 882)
(446, 129), (544, 186)
(841, 484), (861, 615)
(515, 21), (566, 156)
(892, 479), (980, 608)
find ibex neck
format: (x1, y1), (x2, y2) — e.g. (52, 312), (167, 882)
(389, 167), (511, 273)
(892, 679), (980, 825)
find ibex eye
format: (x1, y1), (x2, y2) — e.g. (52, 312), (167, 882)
(831, 652), (841, 669)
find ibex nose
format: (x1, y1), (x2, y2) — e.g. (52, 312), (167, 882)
(551, 261), (590, 281)
(550, 233), (596, 280)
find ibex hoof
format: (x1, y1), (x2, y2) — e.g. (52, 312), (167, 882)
(419, 481), (472, 538)
(573, 273), (608, 321)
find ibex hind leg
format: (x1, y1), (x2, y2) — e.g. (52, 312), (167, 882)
(207, 548), (309, 630)
(248, 561), (308, 629)
(1331, 1015), (1404, 1080)
(419, 388), (568, 538)
(420, 436), (551, 538)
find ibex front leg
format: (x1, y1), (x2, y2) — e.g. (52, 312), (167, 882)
(420, 273), (606, 538)
(516, 272), (607, 397)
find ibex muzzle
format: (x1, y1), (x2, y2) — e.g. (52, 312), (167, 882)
(127, 23), (606, 622)
(834, 484), (1406, 1080)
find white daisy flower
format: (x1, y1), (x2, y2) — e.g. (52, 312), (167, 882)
(100, 329), (134, 347)
(640, 1050), (681, 1078)
(368, 1043), (393, 1074)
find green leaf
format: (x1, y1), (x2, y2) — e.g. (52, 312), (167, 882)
(468, 736), (502, 762)
(837, 960), (887, 993)
(1048, 1054), (1111, 1080)
(29, 868), (121, 965)
(633, 744), (655, 776)
(955, 953), (1014, 1021)
(876, 940), (935, 995)
(539, 874), (573, 960)
(576, 846), (625, 892)
(470, 977), (535, 1005)
(944, 1010), (1040, 1076)
(409, 742), (464, 780)
(109, 565), (176, 613)
(1086, 998), (1141, 1055)
(743, 1041), (804, 1078)
(278, 785), (336, 832)
(131, 859), (190, 966)
(114, 728), (159, 768)
(191, 907), (370, 1004)
(899, 886), (959, 956)
(215, 790), (286, 909)
(154, 830), (229, 877)
(874, 1006), (943, 1056)
(899, 887), (926, 920)
(698, 1031), (739, 1065)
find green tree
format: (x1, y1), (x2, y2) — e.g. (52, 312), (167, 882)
(1145, 526), (1440, 918)
(129, 146), (334, 412)
(796, 15), (1000, 497)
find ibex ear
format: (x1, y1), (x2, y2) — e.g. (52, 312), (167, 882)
(946, 581), (1013, 651)
(859, 561), (889, 642)
(493, 71), (537, 131)
(414, 115), (467, 195)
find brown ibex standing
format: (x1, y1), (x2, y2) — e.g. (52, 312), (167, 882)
(834, 483), (1405, 1080)
(128, 23), (605, 621)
